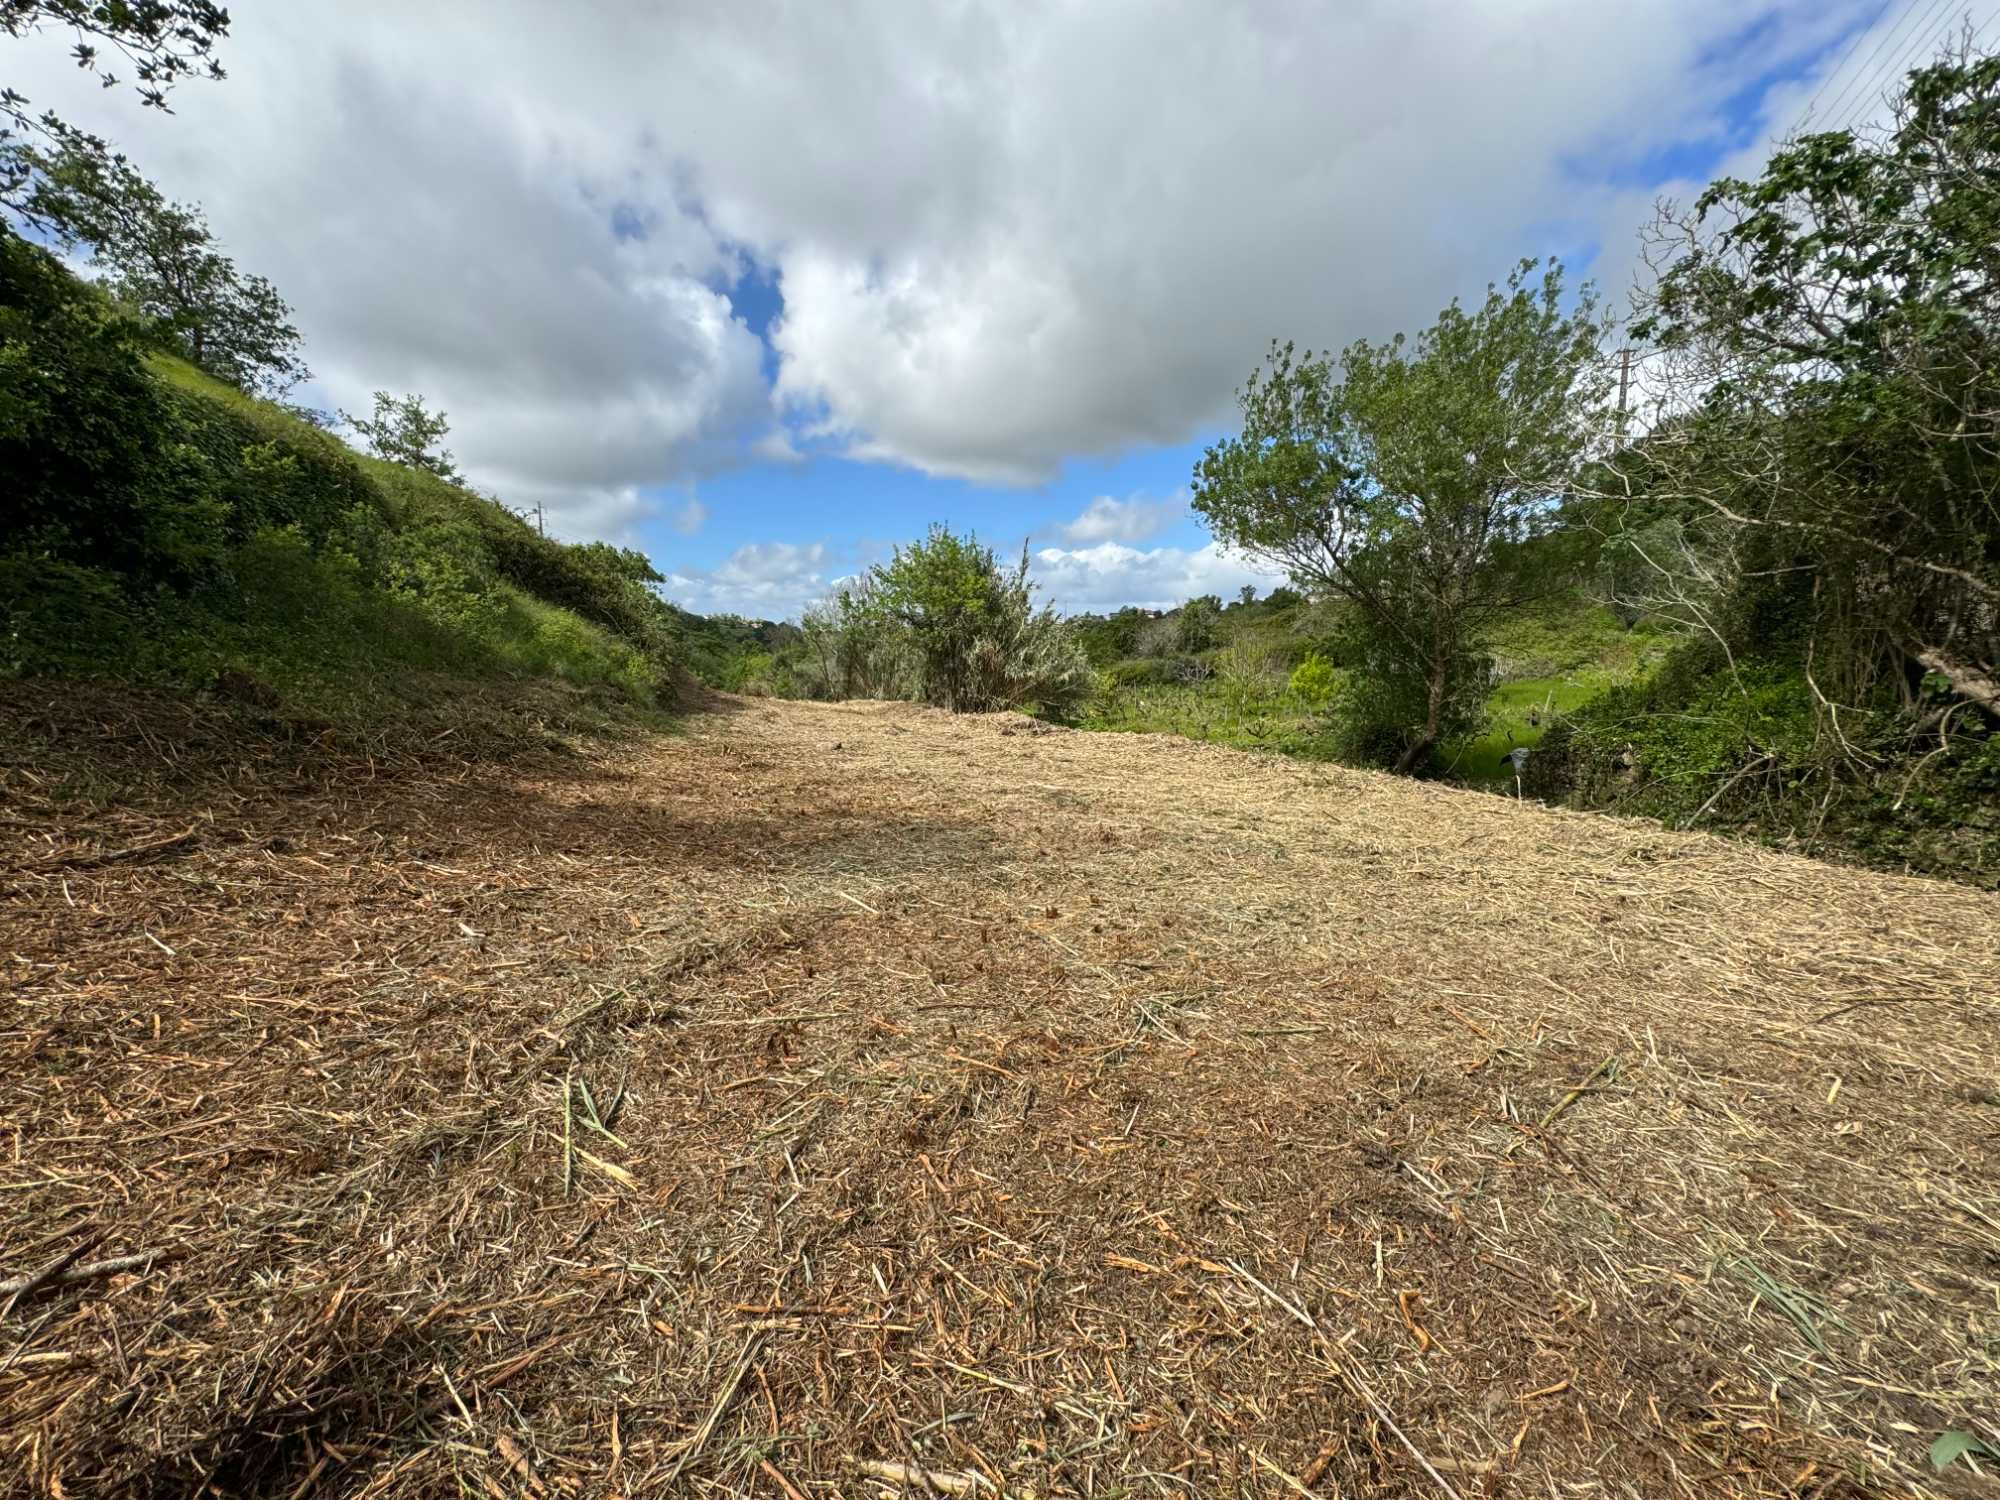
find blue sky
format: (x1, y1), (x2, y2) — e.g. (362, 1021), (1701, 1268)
(16, 0), (1963, 618)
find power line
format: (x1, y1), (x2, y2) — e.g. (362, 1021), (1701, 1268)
(1795, 0), (1901, 132)
(1824, 0), (1944, 123)
(1831, 0), (1965, 129)
(1822, 0), (1943, 122)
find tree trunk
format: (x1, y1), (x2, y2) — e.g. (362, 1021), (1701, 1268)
(1391, 657), (1449, 775)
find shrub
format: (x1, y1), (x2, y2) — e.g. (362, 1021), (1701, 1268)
(1, 229), (225, 587)
(861, 526), (1092, 716)
(1288, 651), (1338, 705)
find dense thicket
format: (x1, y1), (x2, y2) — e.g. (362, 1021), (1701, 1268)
(1544, 48), (2000, 871)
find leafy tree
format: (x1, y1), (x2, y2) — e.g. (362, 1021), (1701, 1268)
(4, 1), (230, 210)
(1194, 259), (1608, 772)
(1621, 44), (2000, 722)
(1174, 594), (1221, 652)
(18, 131), (307, 394)
(856, 524), (1092, 714)
(343, 391), (460, 481)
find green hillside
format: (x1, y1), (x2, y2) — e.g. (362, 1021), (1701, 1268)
(2, 231), (700, 735)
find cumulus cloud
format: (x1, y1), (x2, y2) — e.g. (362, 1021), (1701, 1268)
(10, 0), (1890, 511)
(10, 10), (768, 538)
(1030, 542), (1286, 614)
(661, 543), (846, 619)
(1053, 495), (1183, 546)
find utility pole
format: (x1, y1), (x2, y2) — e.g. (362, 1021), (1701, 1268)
(1616, 347), (1632, 438)
(533, 501), (545, 537)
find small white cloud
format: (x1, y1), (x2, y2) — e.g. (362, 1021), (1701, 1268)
(661, 541), (836, 618)
(1054, 493), (1183, 545)
(1031, 541), (1288, 613)
(672, 495), (710, 535)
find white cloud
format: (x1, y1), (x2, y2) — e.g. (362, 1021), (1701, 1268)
(1031, 542), (1287, 614)
(1054, 494), (1182, 546)
(671, 496), (710, 536)
(661, 543), (844, 619)
(9, 0), (1886, 506)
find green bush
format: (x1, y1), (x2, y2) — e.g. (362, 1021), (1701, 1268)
(1288, 651), (1338, 705)
(1, 230), (225, 587)
(856, 526), (1093, 716)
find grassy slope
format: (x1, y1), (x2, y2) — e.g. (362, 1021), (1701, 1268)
(1081, 593), (1668, 780)
(18, 357), (674, 732)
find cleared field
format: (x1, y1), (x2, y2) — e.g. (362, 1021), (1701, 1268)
(2, 686), (1996, 1498)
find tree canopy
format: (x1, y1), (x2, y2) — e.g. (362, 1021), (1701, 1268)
(1194, 258), (1607, 771)
(20, 132), (307, 395)
(3, 1), (230, 208)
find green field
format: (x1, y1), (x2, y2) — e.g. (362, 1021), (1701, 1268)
(1077, 596), (1671, 784)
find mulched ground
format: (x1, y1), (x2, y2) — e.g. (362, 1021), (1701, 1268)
(2, 683), (1997, 1499)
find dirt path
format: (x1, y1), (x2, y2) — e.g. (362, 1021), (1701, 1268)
(3, 690), (1997, 1497)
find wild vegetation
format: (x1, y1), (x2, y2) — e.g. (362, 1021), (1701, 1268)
(722, 525), (1093, 717)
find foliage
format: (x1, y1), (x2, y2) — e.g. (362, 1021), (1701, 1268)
(853, 525), (1092, 715)
(1, 227), (224, 584)
(1619, 46), (2000, 725)
(343, 390), (461, 480)
(2, 233), (681, 717)
(1288, 650), (1338, 705)
(2, 1), (229, 213)
(1195, 258), (1609, 772)
(2, 1), (227, 122)
(16, 130), (307, 394)
(1536, 640), (1999, 883)
(1174, 594), (1222, 653)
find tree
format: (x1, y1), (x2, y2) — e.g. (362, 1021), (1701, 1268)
(1194, 259), (1608, 772)
(4, 1), (230, 210)
(1174, 594), (1221, 653)
(858, 524), (1092, 715)
(18, 132), (307, 394)
(342, 391), (460, 481)
(1618, 43), (2000, 723)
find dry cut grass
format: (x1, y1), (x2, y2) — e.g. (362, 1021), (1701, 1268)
(1, 684), (1997, 1499)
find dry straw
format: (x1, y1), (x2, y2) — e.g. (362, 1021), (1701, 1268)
(1, 684), (1996, 1497)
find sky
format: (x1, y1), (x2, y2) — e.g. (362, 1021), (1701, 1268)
(9, 0), (1981, 618)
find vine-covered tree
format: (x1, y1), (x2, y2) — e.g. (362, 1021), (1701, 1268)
(1194, 259), (1608, 772)
(20, 133), (307, 394)
(342, 391), (461, 481)
(1615, 43), (2000, 723)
